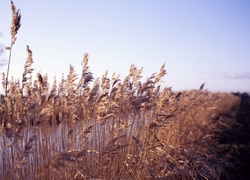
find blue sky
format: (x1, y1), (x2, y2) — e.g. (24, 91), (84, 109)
(0, 0), (250, 93)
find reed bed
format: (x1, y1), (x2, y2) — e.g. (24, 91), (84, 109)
(1, 1), (249, 179)
(0, 50), (241, 179)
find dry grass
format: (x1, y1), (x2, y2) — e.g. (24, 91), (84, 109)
(1, 1), (249, 180)
(0, 50), (241, 179)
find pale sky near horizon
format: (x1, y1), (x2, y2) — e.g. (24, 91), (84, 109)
(0, 0), (250, 93)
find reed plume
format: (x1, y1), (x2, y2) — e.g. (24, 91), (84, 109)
(5, 0), (21, 96)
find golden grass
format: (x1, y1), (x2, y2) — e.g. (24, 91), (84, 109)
(0, 49), (240, 179)
(0, 1), (248, 179)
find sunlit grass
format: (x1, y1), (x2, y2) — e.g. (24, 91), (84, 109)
(0, 1), (249, 179)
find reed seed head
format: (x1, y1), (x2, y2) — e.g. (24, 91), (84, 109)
(10, 0), (21, 44)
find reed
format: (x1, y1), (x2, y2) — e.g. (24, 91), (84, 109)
(5, 0), (22, 97)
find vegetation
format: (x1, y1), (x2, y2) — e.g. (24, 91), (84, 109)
(216, 92), (250, 180)
(0, 1), (249, 179)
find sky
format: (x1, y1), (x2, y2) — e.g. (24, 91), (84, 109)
(0, 0), (250, 93)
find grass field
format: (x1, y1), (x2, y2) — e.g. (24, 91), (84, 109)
(1, 53), (249, 179)
(1, 1), (250, 179)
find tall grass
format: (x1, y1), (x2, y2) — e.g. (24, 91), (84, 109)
(0, 49), (240, 179)
(0, 1), (247, 179)
(5, 0), (21, 97)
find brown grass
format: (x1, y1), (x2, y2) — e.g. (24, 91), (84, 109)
(0, 1), (245, 179)
(0, 49), (240, 179)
